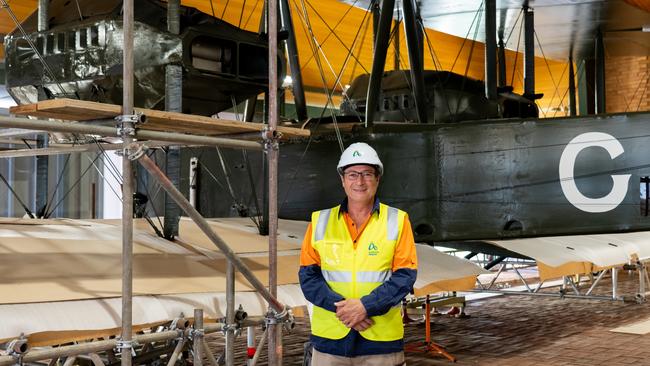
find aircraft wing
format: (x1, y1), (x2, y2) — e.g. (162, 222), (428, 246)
(0, 217), (486, 345)
(485, 231), (650, 280)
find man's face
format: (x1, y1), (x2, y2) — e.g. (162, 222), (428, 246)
(340, 164), (380, 204)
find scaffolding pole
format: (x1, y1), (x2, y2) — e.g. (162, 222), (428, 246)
(267, 0), (282, 364)
(0, 323), (226, 366)
(136, 155), (285, 313)
(0, 116), (263, 151)
(120, 1), (135, 365)
(225, 262), (236, 366)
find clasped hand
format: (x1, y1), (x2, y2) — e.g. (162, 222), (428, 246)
(334, 299), (374, 331)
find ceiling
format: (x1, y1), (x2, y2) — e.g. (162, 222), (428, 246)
(1, 0), (649, 115)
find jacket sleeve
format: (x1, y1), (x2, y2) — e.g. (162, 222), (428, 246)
(299, 223), (345, 312)
(361, 215), (418, 317)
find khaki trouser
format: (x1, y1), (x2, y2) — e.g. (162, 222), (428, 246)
(311, 348), (405, 366)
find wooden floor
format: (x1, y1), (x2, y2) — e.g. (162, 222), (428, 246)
(205, 270), (650, 365)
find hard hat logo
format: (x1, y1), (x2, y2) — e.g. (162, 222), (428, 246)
(337, 142), (384, 176)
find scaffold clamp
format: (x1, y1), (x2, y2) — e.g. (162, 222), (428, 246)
(265, 305), (294, 331)
(115, 113), (146, 136)
(189, 328), (204, 340)
(127, 143), (147, 161)
(262, 126), (280, 151)
(115, 339), (138, 356)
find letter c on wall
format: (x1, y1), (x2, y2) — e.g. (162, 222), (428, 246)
(559, 132), (631, 213)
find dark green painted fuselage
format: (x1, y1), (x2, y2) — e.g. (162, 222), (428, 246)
(185, 112), (650, 242)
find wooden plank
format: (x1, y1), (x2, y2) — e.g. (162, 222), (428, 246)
(10, 99), (310, 139)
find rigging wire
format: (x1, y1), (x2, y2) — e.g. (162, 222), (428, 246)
(298, 0), (372, 112)
(510, 9), (524, 87)
(295, 0), (346, 152)
(451, 0), (483, 121)
(311, 0), (373, 124)
(84, 155), (122, 204)
(0, 172), (35, 218)
(242, 0), (262, 29)
(42, 142), (77, 217)
(239, 0), (247, 28)
(279, 1), (375, 211)
(541, 61), (568, 117)
(346, 7), (371, 86)
(534, 30), (563, 112)
(504, 8), (523, 47)
(229, 99), (262, 229)
(304, 0), (371, 86)
(422, 27), (455, 120)
(45, 152), (103, 218)
(633, 72), (650, 112)
(449, 1), (483, 74)
(296, 0), (368, 75)
(221, 0), (231, 19)
(73, 0), (83, 20)
(135, 149), (166, 236)
(209, 0), (216, 17)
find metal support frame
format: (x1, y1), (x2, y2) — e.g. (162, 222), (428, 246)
(365, 0), (396, 127)
(393, 16), (400, 71)
(475, 261), (650, 302)
(193, 309), (204, 366)
(36, 0), (50, 218)
(0, 116), (263, 151)
(402, 0), (428, 124)
(279, 0), (307, 121)
(568, 55), (577, 116)
(0, 5), (286, 366)
(35, 134), (49, 217)
(371, 0), (380, 48)
(137, 155), (287, 314)
(0, 322), (227, 366)
(189, 157), (198, 208)
(523, 5), (535, 97)
(225, 262), (236, 366)
(121, 1), (135, 365)
(498, 36), (507, 87)
(163, 0), (183, 240)
(595, 27), (606, 114)
(37, 0), (48, 32)
(267, 0), (282, 363)
(484, 0), (497, 100)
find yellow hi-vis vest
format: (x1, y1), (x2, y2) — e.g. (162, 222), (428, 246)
(310, 203), (406, 341)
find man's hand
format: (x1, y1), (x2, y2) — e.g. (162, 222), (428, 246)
(334, 299), (368, 328)
(352, 318), (374, 331)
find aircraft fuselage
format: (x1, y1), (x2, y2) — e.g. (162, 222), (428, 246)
(188, 112), (650, 242)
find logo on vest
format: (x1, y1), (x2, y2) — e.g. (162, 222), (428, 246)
(368, 242), (379, 256)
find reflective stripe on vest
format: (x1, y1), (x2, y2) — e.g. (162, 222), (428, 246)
(314, 208), (331, 241)
(321, 270), (352, 283)
(310, 203), (406, 342)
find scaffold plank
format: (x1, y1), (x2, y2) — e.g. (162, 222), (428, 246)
(10, 99), (310, 139)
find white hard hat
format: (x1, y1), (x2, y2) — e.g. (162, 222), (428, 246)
(337, 142), (384, 176)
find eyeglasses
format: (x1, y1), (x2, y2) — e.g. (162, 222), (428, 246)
(343, 170), (377, 180)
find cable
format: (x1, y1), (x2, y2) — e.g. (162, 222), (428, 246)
(242, 0), (262, 29)
(45, 152), (103, 218)
(295, 0), (367, 74)
(239, 0), (247, 28)
(0, 172), (35, 218)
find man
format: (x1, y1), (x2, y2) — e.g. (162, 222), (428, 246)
(299, 142), (418, 366)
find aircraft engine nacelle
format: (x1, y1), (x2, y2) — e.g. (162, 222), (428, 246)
(4, 0), (285, 117)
